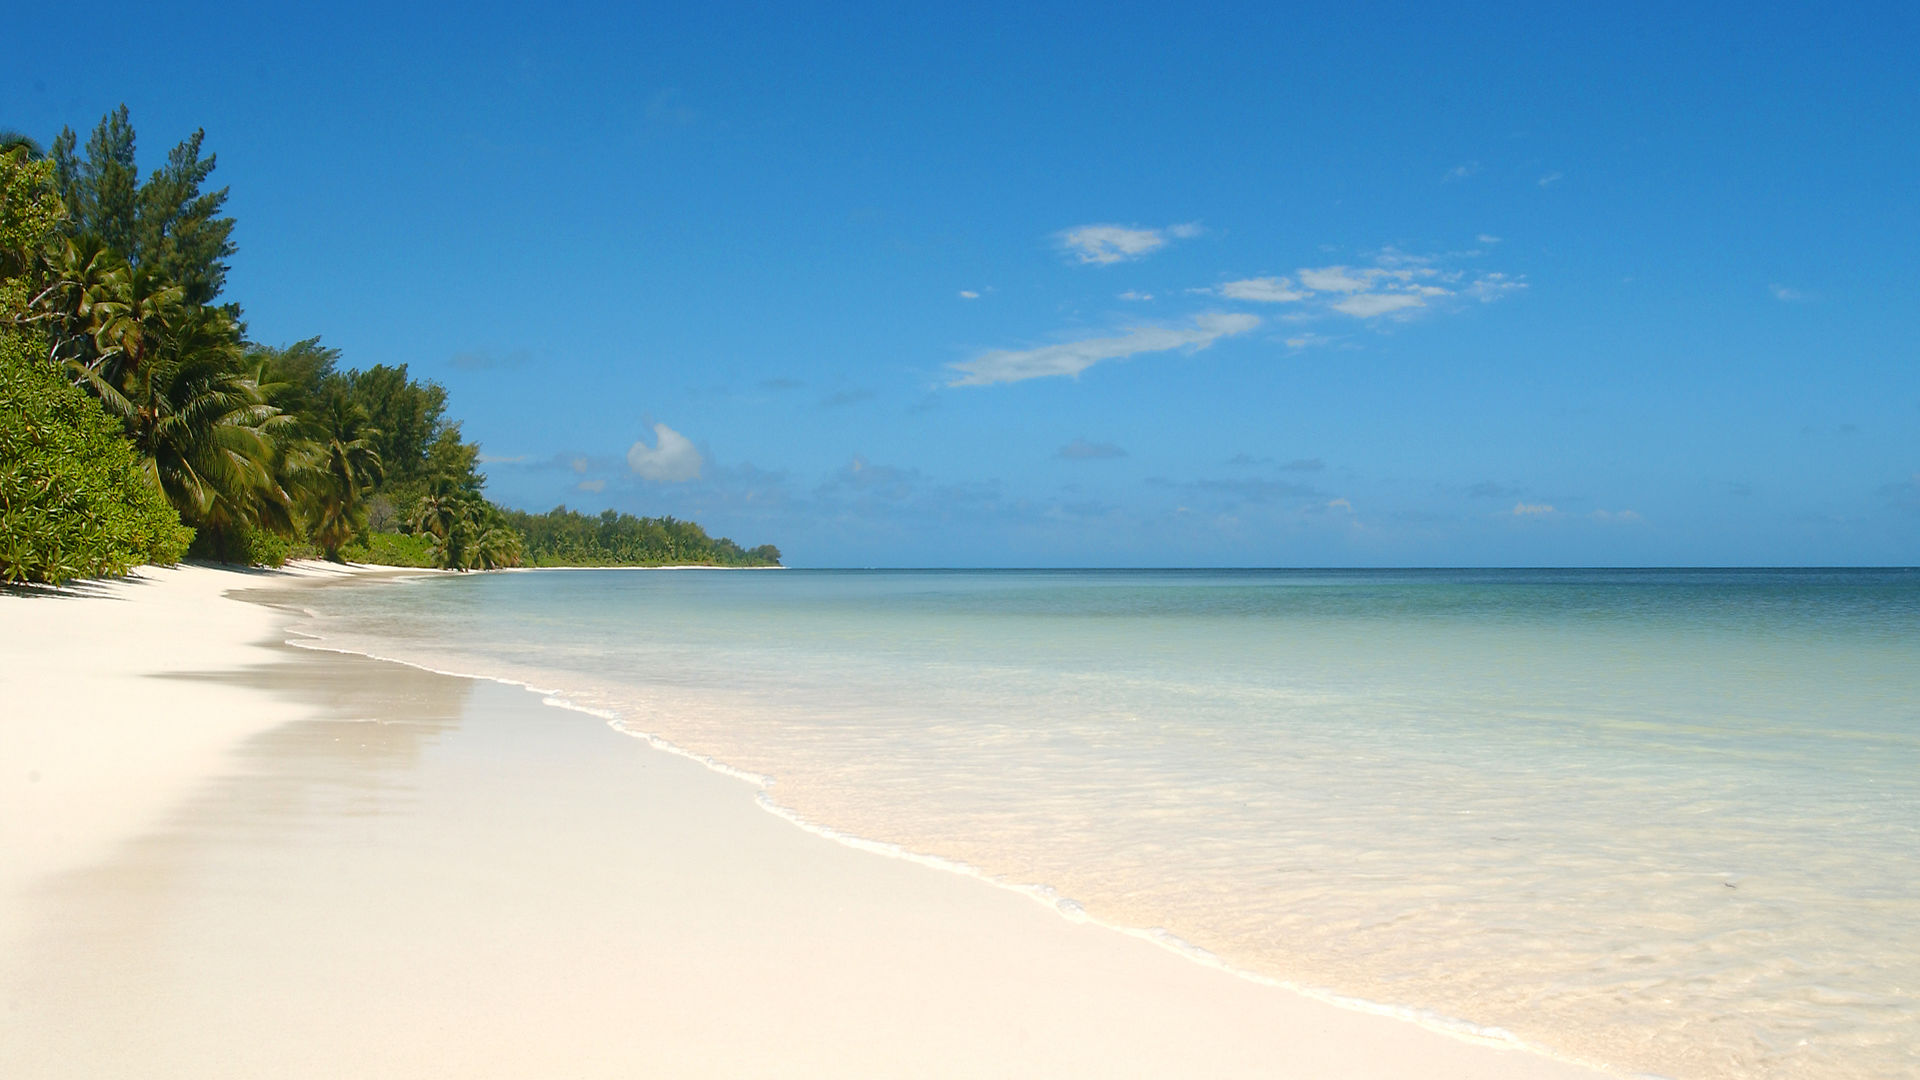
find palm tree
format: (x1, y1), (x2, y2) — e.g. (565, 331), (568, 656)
(71, 299), (290, 551)
(34, 237), (135, 369)
(410, 477), (471, 569)
(467, 521), (524, 570)
(0, 131), (43, 159)
(305, 392), (384, 560)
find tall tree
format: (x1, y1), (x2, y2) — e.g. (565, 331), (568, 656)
(50, 106), (236, 304)
(346, 363), (449, 487)
(51, 106), (139, 259)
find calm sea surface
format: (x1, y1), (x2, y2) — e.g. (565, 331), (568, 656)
(281, 568), (1920, 1080)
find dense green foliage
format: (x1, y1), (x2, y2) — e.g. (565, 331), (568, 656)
(0, 322), (193, 583)
(2, 108), (778, 578)
(503, 507), (781, 567)
(1, 148), (191, 583)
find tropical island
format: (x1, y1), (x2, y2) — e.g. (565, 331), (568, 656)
(0, 108), (779, 586)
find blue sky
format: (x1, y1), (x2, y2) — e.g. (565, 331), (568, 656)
(9, 2), (1918, 565)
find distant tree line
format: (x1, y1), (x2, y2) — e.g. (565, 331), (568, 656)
(0, 109), (778, 584)
(503, 506), (781, 567)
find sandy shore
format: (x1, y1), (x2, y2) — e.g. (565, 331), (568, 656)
(0, 564), (1612, 1078)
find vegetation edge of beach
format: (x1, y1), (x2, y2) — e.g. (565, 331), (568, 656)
(1, 111), (778, 585)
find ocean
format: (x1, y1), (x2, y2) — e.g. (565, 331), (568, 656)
(277, 568), (1920, 1080)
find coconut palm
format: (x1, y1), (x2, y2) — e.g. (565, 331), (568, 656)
(304, 392), (384, 560)
(71, 300), (291, 549)
(0, 131), (43, 159)
(466, 520), (524, 571)
(410, 477), (473, 569)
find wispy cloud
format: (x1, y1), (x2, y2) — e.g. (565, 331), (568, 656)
(1444, 162), (1481, 182)
(1057, 222), (1200, 265)
(1590, 508), (1642, 523)
(1058, 438), (1127, 460)
(949, 312), (1260, 387)
(1331, 292), (1426, 317)
(1512, 501), (1556, 516)
(1770, 284), (1810, 302)
(1212, 251), (1526, 321)
(477, 452), (530, 464)
(627, 422), (704, 483)
(958, 289), (981, 300)
(1477, 234), (1502, 245)
(1217, 276), (1309, 303)
(1538, 171), (1564, 187)
(577, 478), (607, 493)
(1297, 266), (1373, 292)
(1118, 290), (1154, 301)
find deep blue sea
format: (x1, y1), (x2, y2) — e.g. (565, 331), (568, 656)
(286, 568), (1920, 1080)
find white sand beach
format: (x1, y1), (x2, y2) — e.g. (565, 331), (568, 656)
(0, 565), (1612, 1078)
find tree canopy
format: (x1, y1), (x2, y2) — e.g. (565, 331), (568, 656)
(2, 107), (779, 580)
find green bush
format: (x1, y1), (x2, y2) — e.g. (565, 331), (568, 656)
(0, 338), (194, 584)
(185, 522), (291, 567)
(339, 530), (437, 567)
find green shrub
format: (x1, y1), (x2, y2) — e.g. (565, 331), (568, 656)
(0, 338), (194, 584)
(245, 529), (290, 567)
(186, 522), (291, 568)
(339, 530), (437, 567)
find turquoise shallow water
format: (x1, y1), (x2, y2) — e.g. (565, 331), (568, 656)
(285, 568), (1920, 1080)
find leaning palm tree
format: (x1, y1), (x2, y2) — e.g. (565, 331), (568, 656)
(467, 520), (525, 571)
(73, 301), (290, 551)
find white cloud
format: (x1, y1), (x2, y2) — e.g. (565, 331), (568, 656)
(958, 290), (980, 300)
(570, 456), (589, 473)
(476, 453), (529, 464)
(1239, 253), (1529, 320)
(1512, 501), (1556, 516)
(1118, 290), (1154, 301)
(1590, 509), (1643, 523)
(1770, 284), (1808, 302)
(949, 312), (1261, 387)
(1538, 171), (1564, 187)
(1464, 272), (1526, 302)
(1444, 162), (1481, 182)
(577, 478), (607, 493)
(1477, 234), (1502, 244)
(1057, 222), (1198, 265)
(627, 422), (704, 483)
(1297, 266), (1373, 292)
(1218, 276), (1308, 303)
(1332, 292), (1427, 317)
